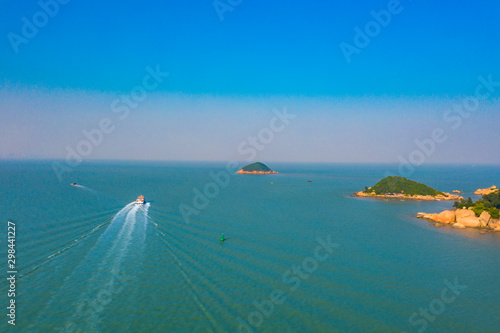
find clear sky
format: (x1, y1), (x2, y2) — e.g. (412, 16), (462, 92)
(1, 0), (499, 163)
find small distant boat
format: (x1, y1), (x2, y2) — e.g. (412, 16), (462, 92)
(307, 180), (312, 182)
(135, 195), (145, 204)
(70, 182), (79, 186)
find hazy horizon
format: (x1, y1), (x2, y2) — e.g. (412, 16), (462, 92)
(2, 86), (499, 164)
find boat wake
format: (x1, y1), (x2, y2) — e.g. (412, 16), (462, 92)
(31, 202), (150, 332)
(71, 184), (99, 195)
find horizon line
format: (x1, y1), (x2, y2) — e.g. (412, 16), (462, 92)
(1, 158), (500, 166)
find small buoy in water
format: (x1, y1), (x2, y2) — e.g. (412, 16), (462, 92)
(220, 233), (225, 242)
(271, 182), (273, 184)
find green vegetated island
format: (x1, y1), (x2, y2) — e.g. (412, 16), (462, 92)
(354, 176), (462, 201)
(236, 162), (278, 174)
(354, 176), (500, 232)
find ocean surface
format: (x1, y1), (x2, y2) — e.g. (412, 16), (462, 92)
(1, 161), (499, 332)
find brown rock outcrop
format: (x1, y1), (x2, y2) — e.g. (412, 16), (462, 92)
(458, 216), (481, 228)
(491, 219), (500, 232)
(479, 211), (491, 227)
(423, 213), (438, 220)
(435, 210), (456, 223)
(489, 219), (500, 229)
(455, 208), (476, 220)
(455, 208), (480, 227)
(474, 185), (497, 195)
(416, 208), (499, 231)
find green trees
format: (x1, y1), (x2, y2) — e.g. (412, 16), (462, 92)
(453, 190), (500, 219)
(453, 197), (474, 209)
(364, 176), (443, 196)
(483, 190), (500, 208)
(241, 162), (272, 172)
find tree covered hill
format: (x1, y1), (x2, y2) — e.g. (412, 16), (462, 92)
(364, 176), (443, 196)
(240, 162), (273, 172)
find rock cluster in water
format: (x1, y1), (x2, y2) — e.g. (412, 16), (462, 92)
(474, 185), (497, 195)
(416, 208), (500, 231)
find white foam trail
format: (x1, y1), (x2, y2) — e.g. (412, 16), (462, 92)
(101, 204), (139, 272)
(70, 204), (140, 331)
(32, 202), (146, 332)
(72, 185), (99, 195)
(137, 202), (150, 244)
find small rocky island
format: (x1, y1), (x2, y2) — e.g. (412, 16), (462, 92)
(354, 176), (463, 201)
(417, 186), (500, 232)
(236, 162), (278, 174)
(474, 185), (497, 195)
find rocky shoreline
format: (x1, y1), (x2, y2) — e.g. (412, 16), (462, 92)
(474, 185), (497, 195)
(416, 208), (500, 232)
(235, 170), (279, 175)
(353, 191), (463, 201)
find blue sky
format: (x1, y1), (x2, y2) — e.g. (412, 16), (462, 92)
(1, 0), (499, 163)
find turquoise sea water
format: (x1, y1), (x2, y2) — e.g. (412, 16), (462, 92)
(1, 161), (499, 332)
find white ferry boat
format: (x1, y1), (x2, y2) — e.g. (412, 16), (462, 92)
(135, 195), (145, 204)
